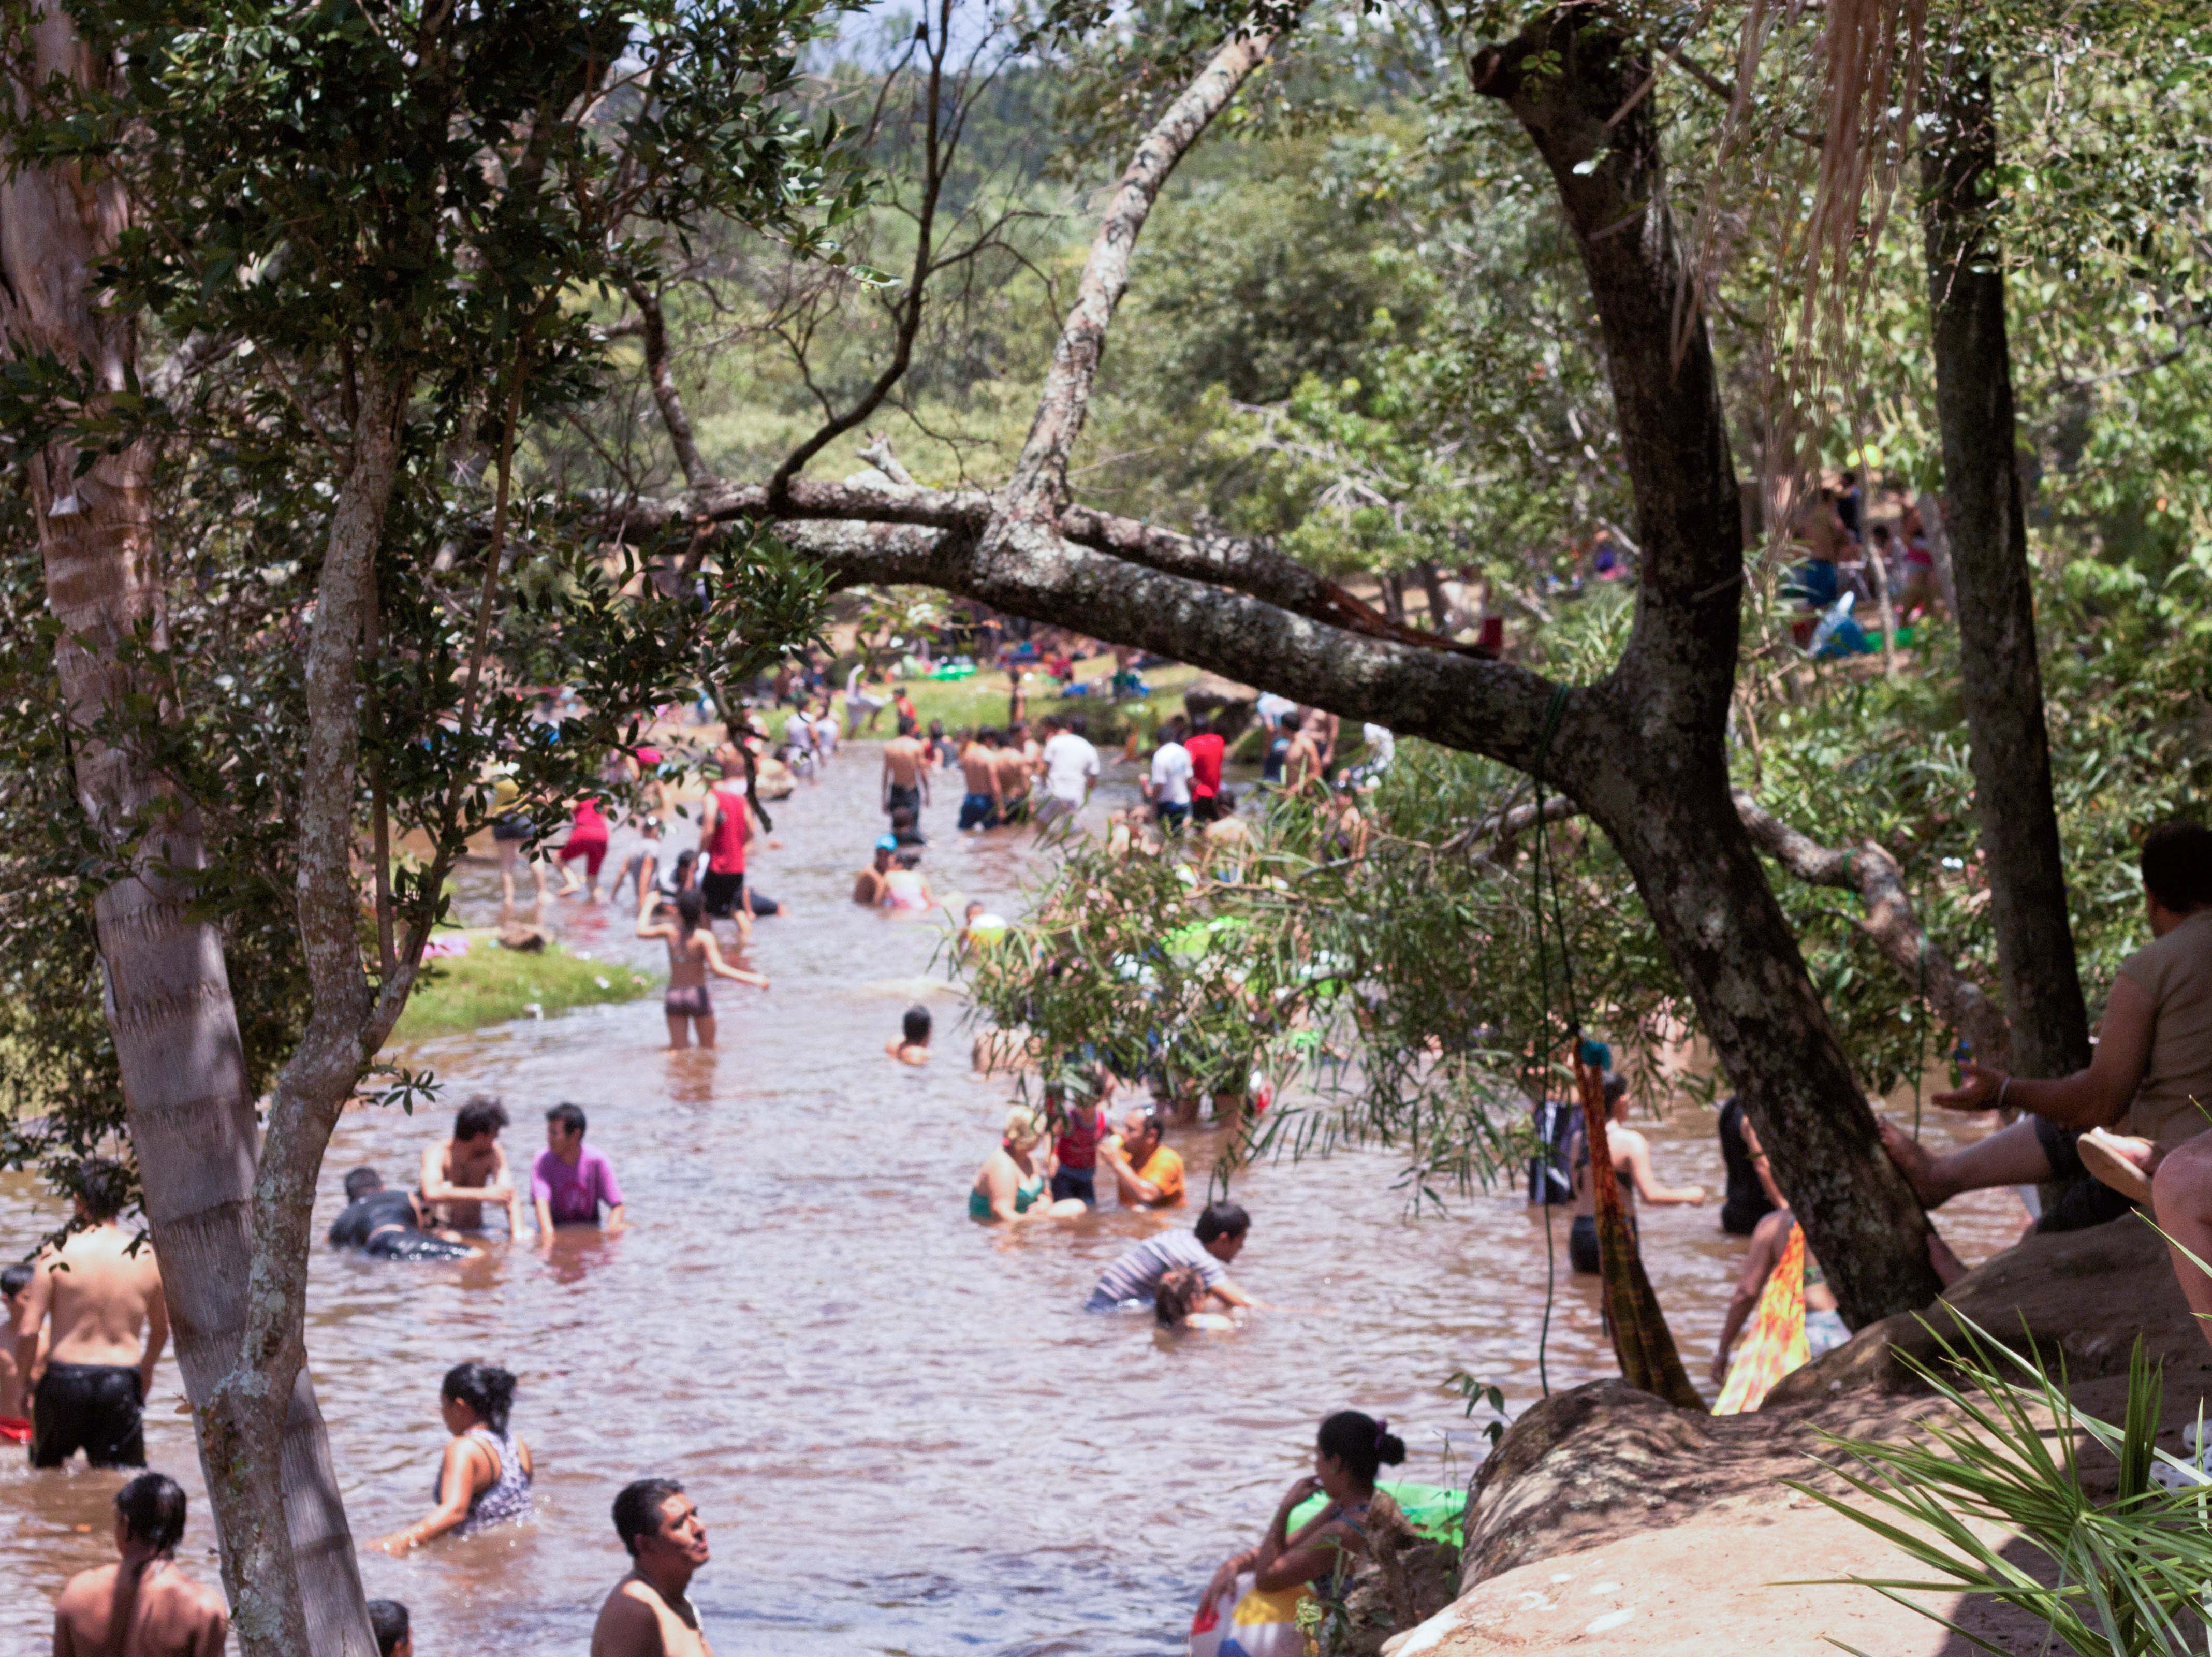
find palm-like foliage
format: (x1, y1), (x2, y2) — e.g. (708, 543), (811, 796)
(1798, 1317), (2212, 1656)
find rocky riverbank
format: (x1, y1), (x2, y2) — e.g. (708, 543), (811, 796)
(1379, 1215), (2209, 1656)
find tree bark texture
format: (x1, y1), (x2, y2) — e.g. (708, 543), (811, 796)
(623, 15), (1945, 1329)
(1920, 59), (2091, 1079)
(0, 6), (374, 1652)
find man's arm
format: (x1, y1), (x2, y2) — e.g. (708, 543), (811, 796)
(1618, 1132), (1705, 1205)
(15, 1257), (51, 1398)
(500, 1146), (527, 1236)
(1936, 973), (2154, 1128)
(1736, 1112), (1787, 1210)
(534, 1196), (555, 1241)
(1210, 1273), (1254, 1309)
(138, 1271), (168, 1399)
(604, 1203), (626, 1234)
(881, 749), (893, 809)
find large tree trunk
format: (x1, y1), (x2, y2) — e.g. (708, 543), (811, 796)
(1921, 57), (2091, 1079)
(1474, 13), (1943, 1327)
(0, 6), (374, 1652)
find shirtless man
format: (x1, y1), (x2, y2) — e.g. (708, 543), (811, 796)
(958, 730), (1005, 831)
(1568, 1074), (1706, 1274)
(420, 1096), (528, 1236)
(852, 838), (896, 905)
(994, 724), (1035, 824)
(882, 727), (930, 820)
(14, 1159), (169, 1469)
(52, 1473), (227, 1657)
(593, 1477), (715, 1657)
(2, 1261), (38, 1421)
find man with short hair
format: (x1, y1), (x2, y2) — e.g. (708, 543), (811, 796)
(1086, 1201), (1255, 1310)
(51, 1472), (227, 1656)
(958, 729), (1005, 831)
(593, 1477), (715, 1656)
(1184, 718), (1227, 824)
(1145, 719), (1194, 834)
(853, 838), (897, 905)
(881, 725), (930, 820)
(1033, 714), (1101, 828)
(14, 1160), (168, 1470)
(420, 1096), (526, 1236)
(1100, 1107), (1186, 1208)
(368, 1600), (414, 1657)
(994, 721), (1035, 824)
(534, 1103), (627, 1238)
(328, 1168), (474, 1261)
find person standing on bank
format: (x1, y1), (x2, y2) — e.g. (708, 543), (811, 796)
(13, 1158), (168, 1470)
(371, 1362), (533, 1553)
(593, 1477), (716, 1657)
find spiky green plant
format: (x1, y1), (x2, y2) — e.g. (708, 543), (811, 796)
(1795, 1317), (2212, 1656)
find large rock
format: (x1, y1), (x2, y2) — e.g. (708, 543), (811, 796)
(1443, 1213), (2212, 1632)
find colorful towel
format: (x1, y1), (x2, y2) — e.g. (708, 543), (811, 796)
(1189, 1574), (1312, 1657)
(1716, 1218), (1809, 1415)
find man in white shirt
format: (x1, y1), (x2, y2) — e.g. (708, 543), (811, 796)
(1145, 717), (1195, 834)
(1359, 722), (1396, 779)
(1033, 714), (1101, 828)
(1254, 691), (1296, 732)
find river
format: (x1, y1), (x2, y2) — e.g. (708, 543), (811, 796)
(0, 735), (2030, 1654)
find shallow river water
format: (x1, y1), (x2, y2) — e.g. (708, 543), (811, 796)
(1, 736), (2030, 1654)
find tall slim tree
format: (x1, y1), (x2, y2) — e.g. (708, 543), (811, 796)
(1921, 42), (2092, 1080)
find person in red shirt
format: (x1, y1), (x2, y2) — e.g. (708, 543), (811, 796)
(696, 743), (753, 941)
(1185, 719), (1228, 824)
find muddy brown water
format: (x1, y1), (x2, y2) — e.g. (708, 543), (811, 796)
(0, 739), (2030, 1654)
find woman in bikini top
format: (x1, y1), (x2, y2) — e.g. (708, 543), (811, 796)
(1198, 1408), (1407, 1610)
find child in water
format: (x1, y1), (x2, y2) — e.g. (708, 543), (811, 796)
(1155, 1265), (1237, 1331)
(887, 1006), (931, 1066)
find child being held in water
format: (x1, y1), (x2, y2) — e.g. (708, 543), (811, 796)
(1155, 1265), (1237, 1331)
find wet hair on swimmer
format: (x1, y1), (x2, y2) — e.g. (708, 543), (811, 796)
(902, 1005), (932, 1045)
(1, 1262), (31, 1300)
(76, 1156), (131, 1222)
(2141, 821), (2212, 914)
(546, 1102), (588, 1138)
(613, 1476), (687, 1557)
(675, 886), (707, 934)
(1603, 1073), (1629, 1106)
(1003, 1105), (1045, 1148)
(367, 1600), (411, 1657)
(1316, 1409), (1405, 1486)
(1195, 1200), (1250, 1245)
(442, 1361), (517, 1433)
(1155, 1264), (1209, 1327)
(114, 1471), (188, 1554)
(344, 1166), (385, 1202)
(453, 1096), (509, 1143)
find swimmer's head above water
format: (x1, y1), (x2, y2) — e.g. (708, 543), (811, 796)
(114, 1471), (188, 1557)
(1195, 1200), (1251, 1264)
(344, 1167), (385, 1201)
(1003, 1105), (1046, 1152)
(613, 1475), (708, 1567)
(902, 1005), (932, 1047)
(453, 1095), (509, 1149)
(441, 1360), (517, 1434)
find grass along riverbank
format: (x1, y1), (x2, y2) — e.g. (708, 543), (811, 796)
(389, 932), (655, 1043)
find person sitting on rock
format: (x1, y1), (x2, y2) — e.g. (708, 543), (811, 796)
(1882, 821), (2212, 1238)
(1194, 1411), (1403, 1636)
(1709, 1204), (1846, 1409)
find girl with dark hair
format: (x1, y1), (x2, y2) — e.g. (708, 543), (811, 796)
(637, 884), (768, 1049)
(371, 1362), (533, 1553)
(1152, 1265), (1235, 1332)
(1191, 1411), (1406, 1655)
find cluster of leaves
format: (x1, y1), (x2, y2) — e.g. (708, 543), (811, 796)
(0, 0), (854, 1200)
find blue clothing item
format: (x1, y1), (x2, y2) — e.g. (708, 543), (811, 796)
(1789, 559), (1840, 609)
(1157, 803), (1190, 833)
(958, 792), (1001, 831)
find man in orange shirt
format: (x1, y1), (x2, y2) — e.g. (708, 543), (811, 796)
(1101, 1107), (1185, 1208)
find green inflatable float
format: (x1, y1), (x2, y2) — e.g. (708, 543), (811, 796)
(1286, 1480), (1465, 1547)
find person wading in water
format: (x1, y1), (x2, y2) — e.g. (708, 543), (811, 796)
(594, 1477), (716, 1656)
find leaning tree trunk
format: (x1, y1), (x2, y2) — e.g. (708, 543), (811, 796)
(0, 5), (374, 1652)
(1921, 55), (2091, 1080)
(1477, 13), (1944, 1327)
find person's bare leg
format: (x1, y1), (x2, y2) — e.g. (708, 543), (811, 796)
(696, 1014), (719, 1050)
(499, 843), (518, 907)
(2154, 1136), (2212, 1354)
(1880, 1116), (2053, 1208)
(666, 1014), (691, 1050)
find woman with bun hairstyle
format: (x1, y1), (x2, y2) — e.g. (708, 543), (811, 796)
(371, 1362), (534, 1553)
(1190, 1411), (1405, 1655)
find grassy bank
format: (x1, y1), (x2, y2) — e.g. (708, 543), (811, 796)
(882, 661), (1206, 740)
(390, 933), (656, 1043)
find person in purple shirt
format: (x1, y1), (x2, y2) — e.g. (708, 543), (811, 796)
(531, 1103), (626, 1240)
